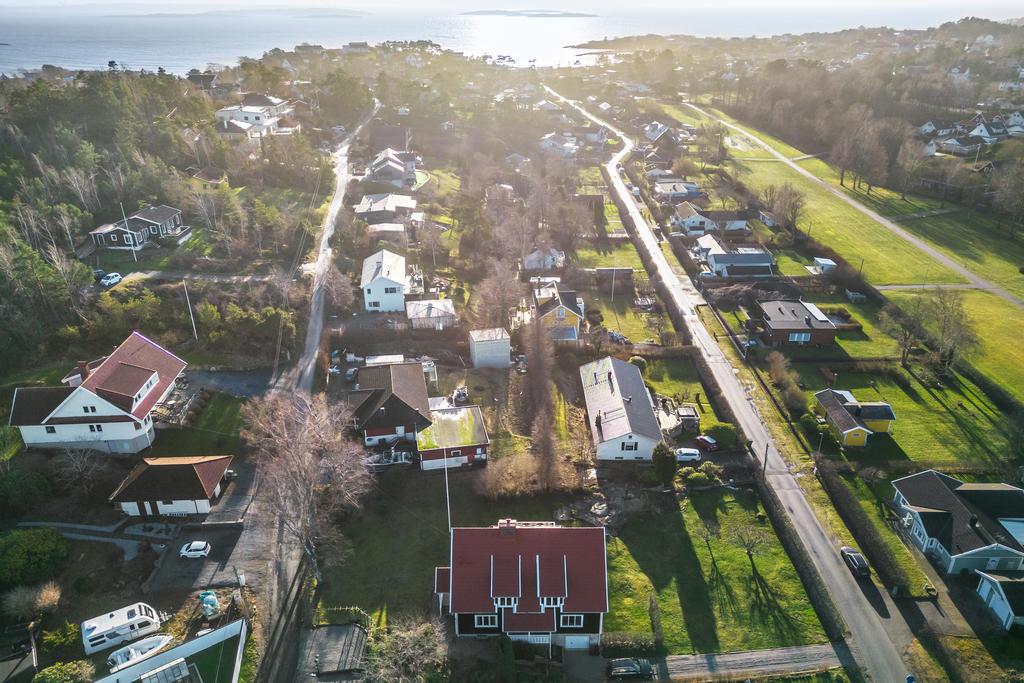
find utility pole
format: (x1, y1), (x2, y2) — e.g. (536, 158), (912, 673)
(610, 249), (616, 302)
(858, 258), (864, 278)
(120, 202), (137, 263)
(183, 281), (198, 341)
(763, 441), (769, 476)
(443, 454), (452, 533)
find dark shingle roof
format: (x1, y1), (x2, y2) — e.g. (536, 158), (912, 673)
(8, 387), (74, 426)
(814, 389), (861, 434)
(108, 455), (233, 503)
(349, 363), (431, 431)
(893, 471), (1024, 555)
(758, 299), (836, 332)
(132, 204), (181, 225)
(536, 284), (582, 319)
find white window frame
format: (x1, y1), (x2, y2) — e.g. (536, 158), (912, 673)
(560, 614), (584, 628)
(475, 614), (498, 628)
(620, 441), (638, 451)
(788, 332), (811, 343)
(111, 234), (118, 242)
(541, 596), (563, 608)
(494, 597), (516, 608)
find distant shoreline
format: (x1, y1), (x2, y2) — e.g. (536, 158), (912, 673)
(461, 10), (598, 18)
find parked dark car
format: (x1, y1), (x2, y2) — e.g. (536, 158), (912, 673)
(93, 269), (106, 281)
(840, 546), (870, 578)
(607, 658), (653, 679)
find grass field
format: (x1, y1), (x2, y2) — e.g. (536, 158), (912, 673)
(147, 392), (246, 458)
(788, 293), (898, 360)
(886, 288), (1024, 405)
(728, 159), (965, 287)
(573, 241), (646, 270)
(606, 488), (826, 653)
(643, 359), (726, 431)
(582, 293), (670, 343)
(792, 365), (1010, 467)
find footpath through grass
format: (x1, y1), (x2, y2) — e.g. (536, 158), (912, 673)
(606, 489), (825, 654)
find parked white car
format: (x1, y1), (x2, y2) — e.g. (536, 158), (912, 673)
(675, 448), (701, 463)
(179, 541), (211, 559)
(100, 272), (123, 287)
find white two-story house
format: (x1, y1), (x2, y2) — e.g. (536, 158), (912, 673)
(9, 332), (187, 453)
(361, 249), (407, 312)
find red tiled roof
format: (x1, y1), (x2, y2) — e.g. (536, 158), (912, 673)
(449, 523), (607, 614)
(81, 332), (187, 419)
(502, 608), (555, 632)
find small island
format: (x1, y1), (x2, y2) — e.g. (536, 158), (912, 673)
(462, 9), (598, 18)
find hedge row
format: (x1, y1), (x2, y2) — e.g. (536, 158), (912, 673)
(751, 471), (847, 642)
(816, 462), (908, 592)
(600, 631), (662, 657)
(667, 236), (701, 277)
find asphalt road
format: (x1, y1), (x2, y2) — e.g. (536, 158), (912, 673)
(686, 103), (1024, 310)
(546, 85), (911, 682)
(274, 100), (381, 396)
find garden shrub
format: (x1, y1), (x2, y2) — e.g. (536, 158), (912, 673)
(706, 423), (738, 448)
(674, 467), (695, 488)
(0, 527), (67, 589)
(799, 413), (819, 437)
(41, 620), (79, 652)
(639, 468), (662, 487)
(628, 355), (647, 375)
(601, 631), (660, 657)
(31, 661), (95, 683)
(651, 442), (677, 485)
(2, 586), (38, 620)
(0, 470), (51, 517)
(686, 472), (711, 487)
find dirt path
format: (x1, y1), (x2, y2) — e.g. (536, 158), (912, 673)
(687, 103), (1024, 310)
(657, 642), (854, 680)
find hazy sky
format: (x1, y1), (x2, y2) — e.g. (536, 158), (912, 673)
(0, 0), (1020, 15)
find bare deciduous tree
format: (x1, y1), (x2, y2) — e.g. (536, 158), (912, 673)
(323, 263), (355, 310)
(49, 449), (109, 495)
(472, 259), (523, 329)
(244, 395), (373, 582)
(736, 524), (770, 568)
(926, 288), (977, 372)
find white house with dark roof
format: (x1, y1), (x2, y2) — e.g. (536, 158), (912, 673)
(89, 205), (188, 251)
(8, 332), (186, 453)
(975, 570), (1024, 630)
(892, 470), (1024, 575)
(109, 455), (233, 517)
(579, 357), (662, 461)
(361, 249), (407, 312)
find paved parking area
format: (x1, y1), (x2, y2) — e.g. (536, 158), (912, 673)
(146, 521), (271, 592)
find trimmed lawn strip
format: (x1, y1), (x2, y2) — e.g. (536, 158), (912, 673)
(886, 289), (1024, 405)
(728, 158), (965, 287)
(606, 489), (826, 653)
(840, 473), (930, 597)
(582, 292), (668, 343)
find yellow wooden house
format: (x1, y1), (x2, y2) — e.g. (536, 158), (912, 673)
(814, 389), (895, 447)
(532, 278), (584, 342)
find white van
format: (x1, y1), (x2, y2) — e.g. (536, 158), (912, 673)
(81, 602), (161, 655)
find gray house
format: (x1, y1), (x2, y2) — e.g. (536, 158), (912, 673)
(892, 470), (1024, 575)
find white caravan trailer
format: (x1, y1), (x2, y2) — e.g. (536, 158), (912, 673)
(81, 602), (161, 655)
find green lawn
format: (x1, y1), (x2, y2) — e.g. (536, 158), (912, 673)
(583, 293), (669, 343)
(703, 106), (808, 160)
(426, 168), (460, 198)
(728, 159), (965, 287)
(606, 489), (826, 654)
(643, 359), (725, 431)
(787, 293), (898, 360)
(572, 241), (645, 270)
(793, 365), (1011, 467)
(317, 471), (558, 626)
(147, 392), (245, 457)
(886, 289), (1024, 405)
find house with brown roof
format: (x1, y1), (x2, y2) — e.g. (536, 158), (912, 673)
(757, 299), (836, 347)
(348, 362), (431, 446)
(813, 388), (894, 447)
(109, 455), (233, 517)
(8, 332), (186, 453)
(434, 519), (608, 651)
(892, 471), (1024, 576)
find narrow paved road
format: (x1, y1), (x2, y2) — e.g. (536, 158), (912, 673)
(547, 85), (911, 682)
(121, 270), (275, 284)
(658, 643), (854, 680)
(271, 100), (380, 396)
(687, 103), (1024, 310)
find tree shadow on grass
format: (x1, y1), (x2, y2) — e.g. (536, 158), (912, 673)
(619, 507), (720, 653)
(748, 562), (801, 643)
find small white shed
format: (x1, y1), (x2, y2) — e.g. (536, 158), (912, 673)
(469, 328), (511, 368)
(814, 257), (838, 274)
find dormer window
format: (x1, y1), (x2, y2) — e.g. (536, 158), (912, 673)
(541, 596), (563, 608)
(494, 597), (516, 609)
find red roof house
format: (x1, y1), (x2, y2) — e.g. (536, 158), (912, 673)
(9, 332), (186, 454)
(435, 519), (607, 650)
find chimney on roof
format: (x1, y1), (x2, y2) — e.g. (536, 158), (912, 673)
(499, 518), (517, 536)
(970, 515), (978, 528)
(805, 315), (812, 326)
(607, 371), (614, 394)
(76, 360), (90, 380)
